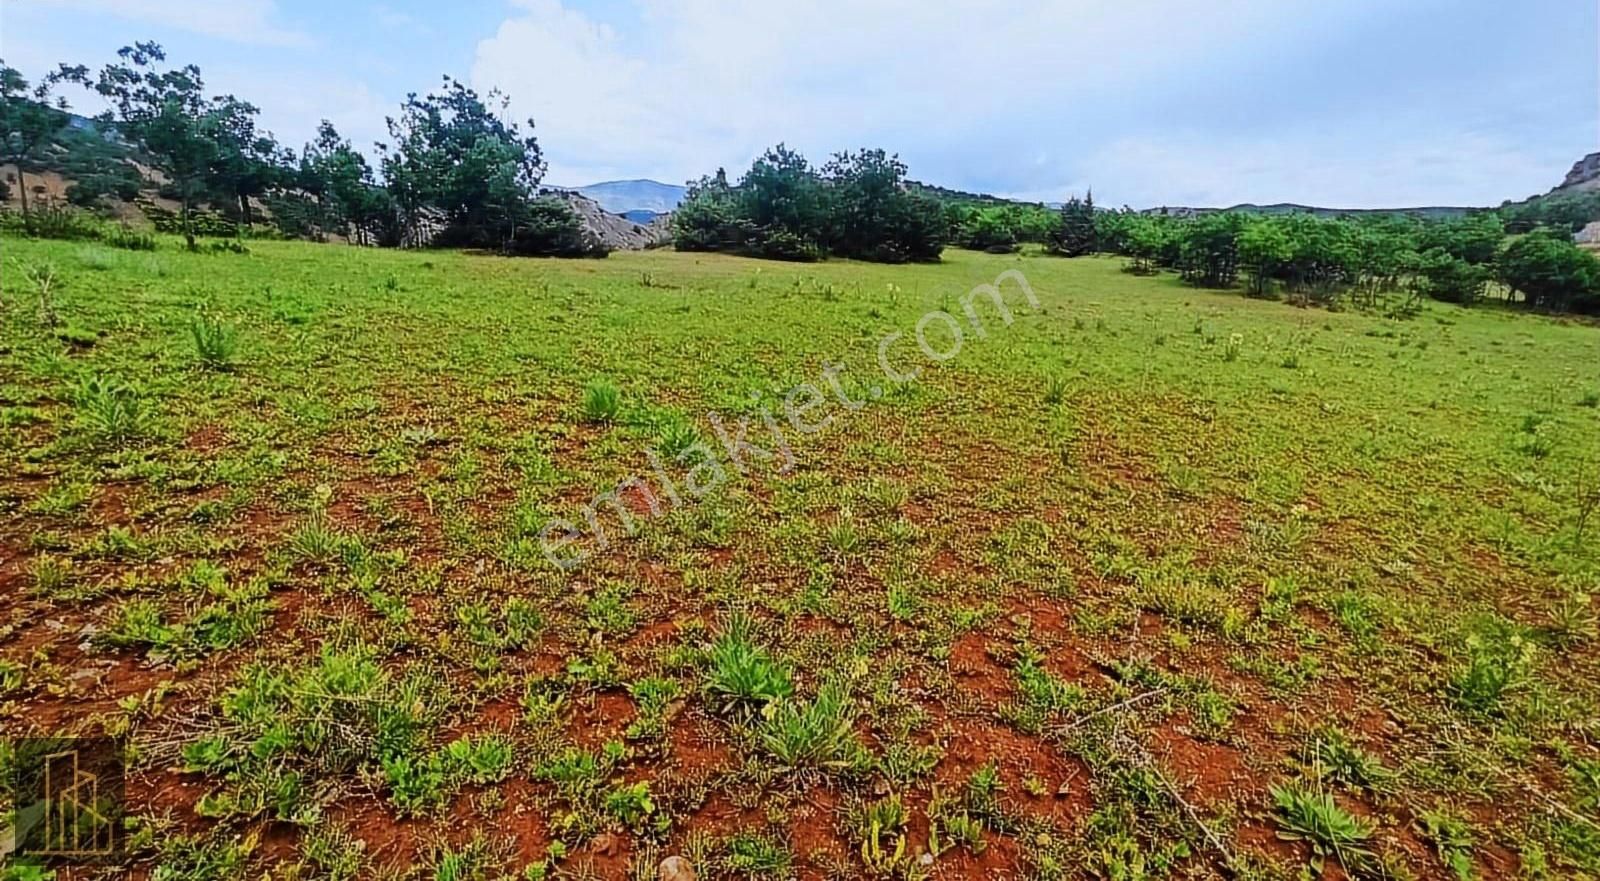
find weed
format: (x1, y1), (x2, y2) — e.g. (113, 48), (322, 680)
(1450, 622), (1536, 714)
(190, 313), (239, 370)
(583, 380), (622, 423)
(1419, 808), (1476, 880)
(705, 612), (794, 710)
(758, 679), (865, 771)
(74, 374), (154, 443)
(1270, 781), (1377, 875)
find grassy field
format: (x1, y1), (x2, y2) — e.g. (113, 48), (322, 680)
(1, 235), (1598, 880)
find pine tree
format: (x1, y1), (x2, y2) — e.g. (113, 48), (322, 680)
(1049, 191), (1098, 257)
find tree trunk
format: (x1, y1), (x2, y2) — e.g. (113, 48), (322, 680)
(16, 167), (31, 230)
(182, 191), (196, 251)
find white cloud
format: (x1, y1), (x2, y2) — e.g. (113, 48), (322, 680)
(31, 0), (310, 47)
(467, 0), (1580, 204)
(472, 0), (1415, 191)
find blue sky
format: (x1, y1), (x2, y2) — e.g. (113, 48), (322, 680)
(3, 0), (1594, 208)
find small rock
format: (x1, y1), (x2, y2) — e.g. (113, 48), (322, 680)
(591, 832), (620, 857)
(659, 855), (696, 881)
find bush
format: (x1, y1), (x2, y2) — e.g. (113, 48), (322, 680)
(2, 203), (100, 241)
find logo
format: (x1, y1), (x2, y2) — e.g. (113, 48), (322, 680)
(4, 736), (125, 863)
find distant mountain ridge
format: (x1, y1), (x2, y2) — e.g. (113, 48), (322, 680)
(1143, 202), (1475, 220)
(563, 179), (687, 216)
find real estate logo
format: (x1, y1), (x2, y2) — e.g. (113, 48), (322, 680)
(4, 736), (125, 863)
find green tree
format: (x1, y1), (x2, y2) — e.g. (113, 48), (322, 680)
(377, 76), (545, 249)
(1047, 192), (1097, 257)
(0, 59), (87, 227)
(738, 144), (828, 260)
(1237, 217), (1292, 297)
(206, 95), (282, 233)
(1177, 212), (1246, 288)
(1499, 229), (1600, 313)
(93, 42), (217, 249)
(821, 148), (943, 262)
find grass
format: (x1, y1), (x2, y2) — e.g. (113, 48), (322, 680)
(1, 233), (1598, 879)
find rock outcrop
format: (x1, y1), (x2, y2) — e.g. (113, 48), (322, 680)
(546, 190), (671, 250)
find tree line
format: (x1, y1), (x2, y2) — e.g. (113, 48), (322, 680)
(0, 43), (604, 256)
(1078, 208), (1600, 314)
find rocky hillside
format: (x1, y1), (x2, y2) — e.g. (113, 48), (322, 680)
(547, 190), (671, 250)
(1553, 152), (1600, 194)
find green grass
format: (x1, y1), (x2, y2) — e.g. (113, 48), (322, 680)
(1, 233), (1598, 879)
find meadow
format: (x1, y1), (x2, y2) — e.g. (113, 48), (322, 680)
(1, 236), (1598, 880)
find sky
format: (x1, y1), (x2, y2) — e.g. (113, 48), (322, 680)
(2, 0), (1595, 208)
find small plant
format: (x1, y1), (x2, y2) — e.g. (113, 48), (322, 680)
(1450, 623), (1536, 714)
(1271, 782), (1376, 875)
(705, 612), (793, 710)
(656, 416), (702, 459)
(1577, 389), (1600, 408)
(582, 380), (622, 424)
(1223, 333), (1243, 362)
(726, 833), (792, 877)
(758, 679), (864, 770)
(1548, 593), (1597, 648)
(74, 374), (155, 443)
(442, 733), (513, 785)
(1303, 728), (1391, 791)
(190, 313), (239, 371)
(851, 795), (913, 875)
(287, 509), (343, 564)
(17, 260), (62, 326)
(1419, 808), (1476, 880)
(602, 781), (655, 827)
(1044, 374), (1068, 405)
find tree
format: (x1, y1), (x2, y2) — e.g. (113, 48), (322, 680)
(738, 143), (828, 259)
(93, 42), (217, 249)
(821, 148), (943, 262)
(0, 59), (87, 226)
(207, 95), (282, 232)
(377, 76), (545, 249)
(299, 120), (388, 244)
(672, 168), (748, 252)
(1498, 229), (1600, 313)
(1177, 212), (1245, 288)
(1047, 192), (1097, 257)
(1120, 214), (1168, 275)
(1237, 218), (1292, 297)
(1415, 248), (1489, 305)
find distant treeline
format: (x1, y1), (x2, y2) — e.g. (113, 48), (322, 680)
(1086, 208), (1599, 314)
(0, 43), (604, 256)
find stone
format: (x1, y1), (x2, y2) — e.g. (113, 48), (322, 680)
(659, 855), (696, 881)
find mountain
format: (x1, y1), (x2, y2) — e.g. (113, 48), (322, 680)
(568, 179), (687, 216)
(1144, 202), (1475, 220)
